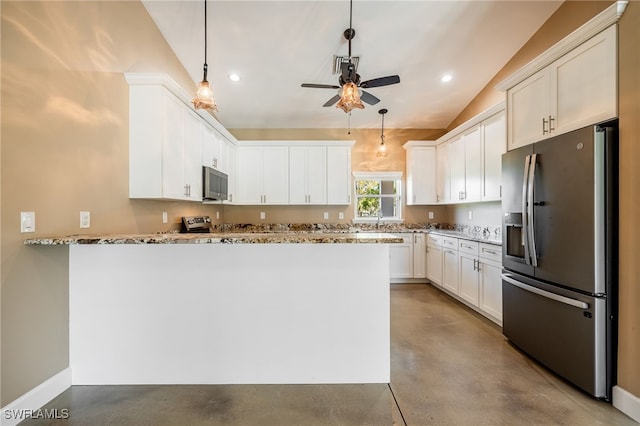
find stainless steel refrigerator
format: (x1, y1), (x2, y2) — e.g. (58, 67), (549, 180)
(501, 121), (618, 400)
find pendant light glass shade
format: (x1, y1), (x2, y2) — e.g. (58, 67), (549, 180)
(192, 0), (218, 111)
(336, 81), (364, 113)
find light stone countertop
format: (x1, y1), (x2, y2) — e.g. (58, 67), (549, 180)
(426, 229), (502, 246)
(24, 232), (404, 246)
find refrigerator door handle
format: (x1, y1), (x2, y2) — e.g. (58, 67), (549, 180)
(502, 274), (589, 309)
(527, 153), (538, 267)
(522, 155), (532, 265)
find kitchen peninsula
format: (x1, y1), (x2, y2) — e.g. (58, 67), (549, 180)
(25, 232), (402, 386)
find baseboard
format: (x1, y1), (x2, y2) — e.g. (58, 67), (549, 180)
(1, 368), (71, 426)
(613, 385), (640, 423)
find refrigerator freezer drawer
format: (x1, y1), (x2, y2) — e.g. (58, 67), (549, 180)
(502, 273), (608, 399)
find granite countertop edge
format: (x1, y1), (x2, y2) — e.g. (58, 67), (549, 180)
(24, 232), (405, 246)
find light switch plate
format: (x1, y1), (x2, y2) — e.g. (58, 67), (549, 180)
(216, 211), (220, 220)
(468, 210), (473, 220)
(80, 211), (91, 228)
(338, 212), (344, 220)
(260, 212), (266, 220)
(20, 211), (35, 233)
(323, 212), (329, 220)
(162, 212), (168, 224)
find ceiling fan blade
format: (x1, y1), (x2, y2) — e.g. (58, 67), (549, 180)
(360, 75), (400, 89)
(360, 91), (380, 105)
(302, 83), (341, 89)
(323, 94), (341, 107)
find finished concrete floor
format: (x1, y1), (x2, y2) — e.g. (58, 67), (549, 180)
(20, 284), (636, 425)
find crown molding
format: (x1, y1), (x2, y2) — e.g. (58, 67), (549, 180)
(496, 0), (628, 92)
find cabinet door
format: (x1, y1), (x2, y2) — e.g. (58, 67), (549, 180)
(458, 252), (479, 306)
(390, 236), (413, 279)
(426, 245), (443, 286)
(306, 147), (327, 204)
(448, 135), (466, 202)
(482, 111), (505, 200)
(406, 147), (436, 205)
(551, 25), (616, 136)
(201, 125), (221, 170)
(479, 259), (503, 323)
(262, 147), (289, 204)
(436, 143), (450, 203)
(183, 109), (203, 201)
(236, 147), (263, 204)
(507, 68), (550, 150)
(463, 127), (482, 201)
(162, 92), (188, 200)
(289, 147), (307, 204)
(327, 146), (352, 205)
(442, 249), (459, 295)
(412, 233), (426, 278)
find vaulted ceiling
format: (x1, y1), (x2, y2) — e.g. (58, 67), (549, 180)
(142, 1), (562, 130)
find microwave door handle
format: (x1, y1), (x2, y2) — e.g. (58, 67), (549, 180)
(522, 155), (531, 265)
(527, 153), (538, 267)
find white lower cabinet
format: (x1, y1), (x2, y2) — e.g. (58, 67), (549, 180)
(478, 244), (503, 324)
(458, 240), (480, 306)
(442, 237), (459, 295)
(390, 235), (414, 279)
(390, 233), (427, 282)
(426, 234), (443, 286)
(427, 232), (502, 325)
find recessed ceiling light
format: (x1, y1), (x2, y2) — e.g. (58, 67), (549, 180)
(441, 74), (453, 83)
(228, 73), (240, 82)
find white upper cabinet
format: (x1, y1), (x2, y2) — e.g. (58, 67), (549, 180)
(237, 141), (354, 206)
(432, 103), (505, 205)
(481, 111), (506, 201)
(128, 84), (202, 202)
(237, 146), (289, 205)
(436, 143), (450, 204)
(289, 146), (327, 205)
(403, 142), (437, 205)
(326, 145), (352, 205)
(126, 73), (239, 203)
(505, 25), (617, 150)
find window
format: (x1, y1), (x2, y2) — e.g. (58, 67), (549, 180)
(353, 172), (403, 222)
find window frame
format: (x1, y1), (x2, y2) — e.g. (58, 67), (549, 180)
(352, 171), (403, 223)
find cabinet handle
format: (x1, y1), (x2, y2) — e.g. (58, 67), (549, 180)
(542, 117), (548, 134)
(263, 195), (266, 204)
(483, 249), (498, 256)
(549, 115), (555, 132)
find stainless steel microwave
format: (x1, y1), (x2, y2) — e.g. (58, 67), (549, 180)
(203, 166), (228, 201)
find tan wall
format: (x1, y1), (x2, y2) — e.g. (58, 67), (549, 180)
(447, 0), (640, 399)
(617, 1), (640, 398)
(0, 1), (223, 405)
(227, 128), (449, 225)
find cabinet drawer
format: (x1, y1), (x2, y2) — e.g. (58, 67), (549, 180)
(427, 233), (443, 247)
(479, 243), (501, 262)
(458, 240), (479, 255)
(442, 237), (458, 250)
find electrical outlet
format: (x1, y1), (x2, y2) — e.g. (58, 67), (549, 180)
(260, 212), (266, 220)
(162, 212), (168, 224)
(338, 212), (344, 220)
(468, 210), (473, 220)
(323, 212), (329, 220)
(80, 211), (91, 228)
(428, 211), (434, 220)
(20, 212), (35, 233)
(216, 211), (220, 220)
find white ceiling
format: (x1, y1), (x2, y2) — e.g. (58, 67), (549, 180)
(142, 0), (562, 130)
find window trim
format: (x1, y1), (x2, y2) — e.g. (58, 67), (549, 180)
(352, 171), (403, 223)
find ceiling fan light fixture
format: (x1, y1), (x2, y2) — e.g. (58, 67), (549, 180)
(192, 0), (218, 111)
(336, 81), (364, 113)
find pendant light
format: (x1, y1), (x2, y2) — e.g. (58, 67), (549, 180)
(336, 0), (364, 113)
(376, 108), (388, 157)
(192, 0), (218, 111)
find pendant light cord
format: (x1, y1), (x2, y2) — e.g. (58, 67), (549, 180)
(203, 0), (208, 81)
(348, 0), (353, 58)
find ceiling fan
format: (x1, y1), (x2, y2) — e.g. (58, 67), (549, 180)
(300, 0), (400, 112)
